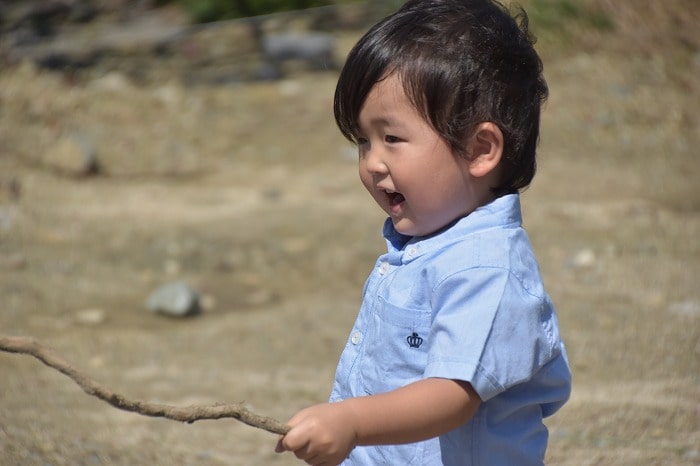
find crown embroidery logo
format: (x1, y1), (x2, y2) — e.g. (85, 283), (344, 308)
(407, 332), (423, 348)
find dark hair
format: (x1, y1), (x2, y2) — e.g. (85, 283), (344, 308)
(334, 0), (548, 195)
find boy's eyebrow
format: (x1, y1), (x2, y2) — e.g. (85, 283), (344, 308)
(361, 116), (405, 129)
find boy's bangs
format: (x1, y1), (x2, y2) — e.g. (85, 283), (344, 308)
(334, 61), (435, 144)
(333, 48), (387, 143)
(334, 17), (423, 143)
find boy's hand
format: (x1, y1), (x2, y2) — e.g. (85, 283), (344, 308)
(275, 401), (359, 466)
(275, 378), (480, 464)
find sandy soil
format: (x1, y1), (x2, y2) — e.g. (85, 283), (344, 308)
(1, 4), (699, 465)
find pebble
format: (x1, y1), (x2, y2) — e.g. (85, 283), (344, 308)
(45, 133), (100, 176)
(74, 308), (106, 325)
(668, 300), (700, 318)
(569, 248), (596, 268)
(146, 281), (201, 317)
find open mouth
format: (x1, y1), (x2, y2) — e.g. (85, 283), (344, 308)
(386, 190), (405, 207)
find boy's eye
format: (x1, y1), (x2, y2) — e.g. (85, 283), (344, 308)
(385, 135), (401, 143)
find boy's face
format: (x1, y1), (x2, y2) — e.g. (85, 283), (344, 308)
(356, 73), (479, 237)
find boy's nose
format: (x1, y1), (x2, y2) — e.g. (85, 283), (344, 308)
(363, 148), (389, 175)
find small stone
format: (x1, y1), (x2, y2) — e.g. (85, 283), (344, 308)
(669, 300), (700, 318)
(146, 281), (200, 317)
(569, 248), (596, 268)
(45, 133), (99, 176)
(75, 308), (106, 325)
(88, 71), (132, 93)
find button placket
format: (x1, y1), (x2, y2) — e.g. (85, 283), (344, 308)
(378, 261), (390, 275)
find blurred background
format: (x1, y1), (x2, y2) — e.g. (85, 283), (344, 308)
(0, 0), (698, 464)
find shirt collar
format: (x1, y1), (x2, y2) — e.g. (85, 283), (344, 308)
(382, 194), (523, 261)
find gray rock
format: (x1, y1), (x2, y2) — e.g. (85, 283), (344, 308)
(146, 281), (201, 317)
(262, 32), (337, 71)
(669, 300), (700, 318)
(44, 132), (99, 176)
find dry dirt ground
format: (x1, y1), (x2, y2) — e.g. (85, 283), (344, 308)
(1, 3), (699, 465)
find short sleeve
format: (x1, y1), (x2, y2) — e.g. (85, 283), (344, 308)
(423, 266), (558, 401)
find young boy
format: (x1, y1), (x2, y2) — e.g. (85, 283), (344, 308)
(275, 0), (571, 464)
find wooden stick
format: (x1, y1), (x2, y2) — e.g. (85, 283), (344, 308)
(0, 336), (291, 435)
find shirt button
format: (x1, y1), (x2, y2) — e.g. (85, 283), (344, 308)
(406, 246), (417, 257)
(378, 262), (390, 275)
(351, 331), (362, 345)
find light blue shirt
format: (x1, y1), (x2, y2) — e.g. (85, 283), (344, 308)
(330, 194), (571, 465)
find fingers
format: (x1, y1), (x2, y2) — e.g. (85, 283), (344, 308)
(274, 436), (285, 453)
(276, 434), (346, 466)
(275, 433), (320, 464)
(275, 421), (314, 459)
(276, 423), (306, 453)
(273, 403), (353, 465)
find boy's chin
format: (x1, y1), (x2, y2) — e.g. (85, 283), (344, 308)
(392, 216), (458, 238)
(391, 218), (423, 237)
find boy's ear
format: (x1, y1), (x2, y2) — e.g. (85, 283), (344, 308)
(467, 122), (503, 178)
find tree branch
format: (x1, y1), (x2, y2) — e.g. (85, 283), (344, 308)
(0, 336), (291, 435)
